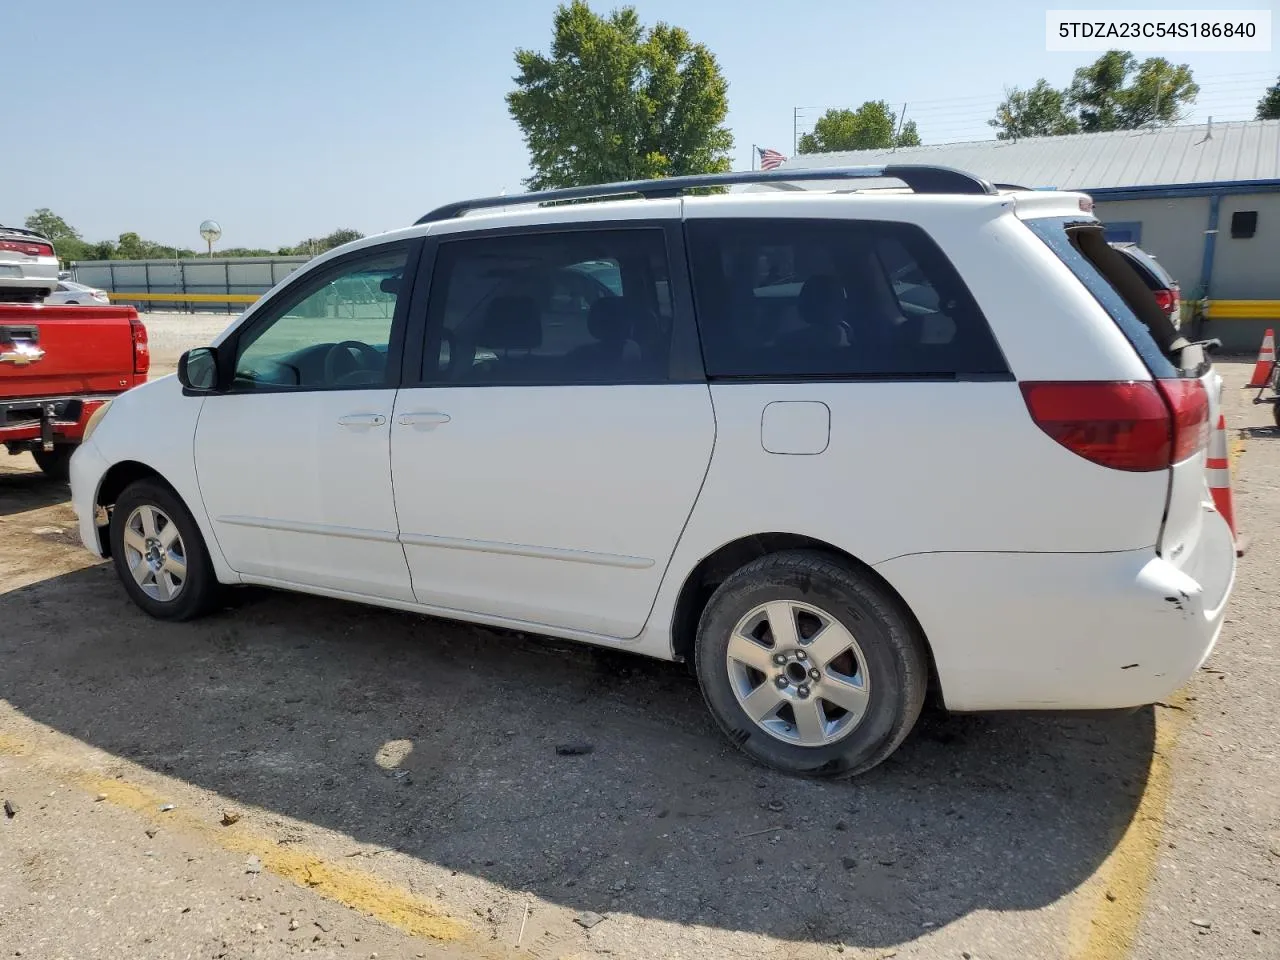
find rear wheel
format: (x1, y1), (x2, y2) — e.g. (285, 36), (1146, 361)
(31, 445), (74, 481)
(109, 479), (220, 621)
(694, 549), (928, 779)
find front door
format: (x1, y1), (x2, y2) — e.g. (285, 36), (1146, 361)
(194, 241), (417, 601)
(390, 222), (715, 638)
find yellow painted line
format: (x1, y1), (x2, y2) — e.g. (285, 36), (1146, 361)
(1204, 299), (1280, 320)
(0, 732), (497, 952)
(1069, 691), (1192, 960)
(106, 292), (260, 304)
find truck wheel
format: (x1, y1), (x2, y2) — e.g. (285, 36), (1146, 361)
(694, 550), (928, 779)
(32, 445), (74, 481)
(109, 479), (220, 621)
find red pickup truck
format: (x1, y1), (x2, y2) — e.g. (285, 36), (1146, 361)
(1, 304), (150, 479)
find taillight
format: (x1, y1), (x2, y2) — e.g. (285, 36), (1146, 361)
(1157, 378), (1209, 463)
(0, 239), (54, 257)
(130, 317), (150, 375)
(1020, 379), (1207, 472)
(1153, 289), (1176, 312)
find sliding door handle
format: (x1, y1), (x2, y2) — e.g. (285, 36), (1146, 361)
(398, 411), (451, 428)
(337, 413), (387, 427)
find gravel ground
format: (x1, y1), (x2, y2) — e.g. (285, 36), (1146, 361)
(0, 357), (1276, 960)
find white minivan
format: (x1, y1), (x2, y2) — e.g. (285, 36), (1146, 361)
(69, 166), (1236, 778)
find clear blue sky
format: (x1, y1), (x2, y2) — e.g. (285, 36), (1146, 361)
(6, 0), (1277, 250)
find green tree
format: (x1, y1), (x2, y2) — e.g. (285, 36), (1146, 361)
(1257, 75), (1280, 120)
(507, 0), (733, 189)
(989, 80), (1080, 140)
(283, 227), (365, 257)
(1067, 50), (1197, 131)
(24, 208), (92, 263)
(797, 102), (918, 154)
(115, 232), (148, 260)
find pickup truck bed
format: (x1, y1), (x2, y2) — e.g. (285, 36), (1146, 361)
(2, 304), (149, 478)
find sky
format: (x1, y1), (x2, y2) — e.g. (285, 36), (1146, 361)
(5, 0), (1277, 250)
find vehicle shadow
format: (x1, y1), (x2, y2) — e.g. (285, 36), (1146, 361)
(0, 566), (1155, 949)
(0, 464), (68, 517)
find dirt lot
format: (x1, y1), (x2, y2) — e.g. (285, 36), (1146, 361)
(1, 325), (1277, 960)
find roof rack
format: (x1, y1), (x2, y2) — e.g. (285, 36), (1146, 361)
(414, 164), (998, 224)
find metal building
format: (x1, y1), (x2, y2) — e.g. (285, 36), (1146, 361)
(771, 119), (1280, 350)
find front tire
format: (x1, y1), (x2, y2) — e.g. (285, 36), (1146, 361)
(32, 444), (74, 481)
(694, 550), (928, 779)
(109, 479), (220, 621)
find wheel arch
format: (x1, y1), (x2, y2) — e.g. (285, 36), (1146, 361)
(669, 533), (942, 699)
(93, 460), (184, 557)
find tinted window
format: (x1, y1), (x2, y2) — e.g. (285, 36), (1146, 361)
(233, 245), (408, 390)
(685, 218), (1007, 379)
(423, 229), (673, 385)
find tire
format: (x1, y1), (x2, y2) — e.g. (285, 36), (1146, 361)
(694, 549), (928, 779)
(109, 479), (220, 621)
(31, 445), (74, 481)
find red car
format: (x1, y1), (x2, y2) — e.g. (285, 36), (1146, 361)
(1, 304), (149, 479)
(1111, 241), (1182, 330)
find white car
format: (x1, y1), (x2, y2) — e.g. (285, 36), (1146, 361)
(68, 166), (1236, 778)
(0, 224), (60, 302)
(44, 279), (111, 305)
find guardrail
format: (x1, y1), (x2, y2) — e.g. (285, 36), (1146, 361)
(1204, 299), (1280, 320)
(106, 292), (260, 304)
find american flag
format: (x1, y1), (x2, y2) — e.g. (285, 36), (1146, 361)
(757, 146), (786, 170)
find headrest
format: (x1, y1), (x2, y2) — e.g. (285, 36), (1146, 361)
(798, 275), (846, 327)
(587, 297), (636, 344)
(379, 276), (401, 295)
(479, 296), (541, 350)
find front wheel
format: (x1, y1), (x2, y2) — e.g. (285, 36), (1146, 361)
(695, 550), (928, 779)
(109, 479), (220, 621)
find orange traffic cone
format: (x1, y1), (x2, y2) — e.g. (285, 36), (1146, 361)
(1206, 413), (1246, 556)
(1247, 327), (1275, 387)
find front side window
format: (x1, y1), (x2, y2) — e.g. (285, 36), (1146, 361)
(422, 228), (673, 385)
(685, 218), (1007, 380)
(232, 245), (409, 390)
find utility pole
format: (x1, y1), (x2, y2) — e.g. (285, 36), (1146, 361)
(793, 107), (800, 156)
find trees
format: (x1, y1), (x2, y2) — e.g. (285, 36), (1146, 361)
(1257, 75), (1280, 120)
(507, 0), (733, 189)
(25, 208), (91, 263)
(16, 210), (360, 261)
(797, 102), (919, 153)
(989, 50), (1198, 140)
(1068, 51), (1197, 131)
(989, 80), (1079, 140)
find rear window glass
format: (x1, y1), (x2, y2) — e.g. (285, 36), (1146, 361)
(1117, 244), (1176, 289)
(1025, 216), (1179, 379)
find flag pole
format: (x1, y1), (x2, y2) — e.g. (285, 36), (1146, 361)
(751, 144), (757, 171)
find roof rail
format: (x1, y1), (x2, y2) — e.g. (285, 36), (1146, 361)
(414, 164), (998, 224)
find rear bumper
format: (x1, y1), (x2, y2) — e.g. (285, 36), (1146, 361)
(0, 395), (113, 447)
(875, 525), (1236, 712)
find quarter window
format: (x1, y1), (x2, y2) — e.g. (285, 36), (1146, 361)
(232, 246), (409, 390)
(422, 229), (674, 385)
(685, 218), (1007, 379)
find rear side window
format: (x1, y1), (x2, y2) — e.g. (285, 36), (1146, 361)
(685, 218), (1008, 380)
(1025, 217), (1179, 379)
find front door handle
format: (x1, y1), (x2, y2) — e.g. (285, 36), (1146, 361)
(337, 413), (387, 428)
(398, 411), (451, 428)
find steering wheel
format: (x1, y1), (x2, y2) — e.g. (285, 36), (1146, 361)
(323, 340), (384, 385)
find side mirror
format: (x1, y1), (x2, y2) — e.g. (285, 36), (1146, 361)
(178, 347), (220, 392)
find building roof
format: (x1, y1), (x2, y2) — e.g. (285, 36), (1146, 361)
(772, 120), (1280, 196)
